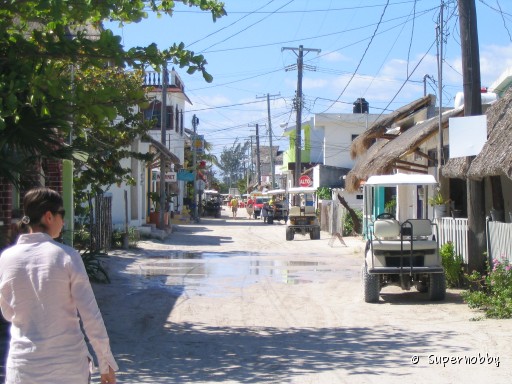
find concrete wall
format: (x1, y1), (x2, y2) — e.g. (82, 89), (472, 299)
(315, 113), (381, 168)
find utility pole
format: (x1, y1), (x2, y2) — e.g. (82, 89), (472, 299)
(192, 114), (199, 221)
(249, 136), (254, 188)
(436, 3), (444, 182)
(458, 0), (485, 272)
(282, 45), (321, 186)
(248, 123), (264, 187)
(256, 93), (280, 188)
(246, 141), (250, 192)
(159, 64), (168, 230)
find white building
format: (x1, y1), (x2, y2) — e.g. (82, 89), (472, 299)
(315, 112), (382, 168)
(108, 68), (190, 231)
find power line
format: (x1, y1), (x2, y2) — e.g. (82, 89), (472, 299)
(198, 0), (295, 53)
(187, 0), (277, 48)
(321, 0), (391, 113)
(201, 6), (436, 54)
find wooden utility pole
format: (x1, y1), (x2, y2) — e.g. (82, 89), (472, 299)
(159, 64), (168, 230)
(256, 93), (280, 188)
(248, 123), (263, 186)
(458, 0), (486, 271)
(192, 114), (200, 221)
(436, 3), (444, 182)
(282, 45), (321, 186)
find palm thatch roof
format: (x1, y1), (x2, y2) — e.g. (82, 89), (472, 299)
(467, 88), (512, 180)
(441, 157), (471, 179)
(350, 94), (436, 159)
(345, 107), (464, 192)
(442, 88), (512, 181)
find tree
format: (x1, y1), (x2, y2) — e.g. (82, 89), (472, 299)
(0, 0), (226, 188)
(218, 141), (250, 187)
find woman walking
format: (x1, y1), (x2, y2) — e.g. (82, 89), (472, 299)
(0, 187), (118, 384)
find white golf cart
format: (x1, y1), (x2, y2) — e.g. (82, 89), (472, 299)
(285, 187), (320, 240)
(362, 174), (446, 303)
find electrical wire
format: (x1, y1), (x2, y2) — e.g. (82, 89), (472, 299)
(320, 0), (391, 113)
(198, 0), (295, 53)
(186, 0), (277, 48)
(202, 6), (435, 54)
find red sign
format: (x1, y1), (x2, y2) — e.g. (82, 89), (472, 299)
(299, 175), (312, 187)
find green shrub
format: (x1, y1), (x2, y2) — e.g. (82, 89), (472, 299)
(342, 209), (363, 236)
(112, 227), (140, 249)
(461, 256), (512, 319)
(316, 187), (332, 200)
(73, 227), (91, 251)
(440, 242), (464, 288)
(81, 248), (111, 284)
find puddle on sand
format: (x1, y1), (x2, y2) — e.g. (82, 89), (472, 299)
(127, 250), (353, 297)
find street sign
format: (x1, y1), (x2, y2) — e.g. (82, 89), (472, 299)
(299, 174), (312, 187)
(177, 171), (195, 181)
(194, 135), (204, 154)
(153, 171), (177, 182)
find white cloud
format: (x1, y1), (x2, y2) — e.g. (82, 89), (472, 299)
(321, 51), (349, 63)
(303, 77), (328, 89)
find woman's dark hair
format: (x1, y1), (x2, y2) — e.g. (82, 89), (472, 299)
(19, 187), (63, 232)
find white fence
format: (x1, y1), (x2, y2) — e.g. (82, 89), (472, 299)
(434, 218), (469, 264)
(487, 221), (512, 263)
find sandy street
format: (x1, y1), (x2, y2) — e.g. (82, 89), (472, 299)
(90, 208), (512, 383)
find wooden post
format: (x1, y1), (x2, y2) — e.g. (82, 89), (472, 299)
(458, 0), (486, 271)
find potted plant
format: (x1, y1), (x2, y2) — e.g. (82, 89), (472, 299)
(147, 192), (169, 226)
(428, 191), (449, 218)
(384, 197), (397, 216)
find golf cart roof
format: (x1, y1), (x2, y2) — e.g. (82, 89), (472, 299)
(365, 173), (438, 187)
(264, 189), (287, 195)
(203, 190), (220, 195)
(287, 187), (317, 194)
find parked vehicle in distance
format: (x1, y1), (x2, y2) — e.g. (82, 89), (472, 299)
(362, 173), (446, 303)
(252, 194), (270, 219)
(285, 187), (320, 240)
(264, 189), (288, 224)
(202, 190), (222, 218)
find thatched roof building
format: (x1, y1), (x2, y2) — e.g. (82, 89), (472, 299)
(345, 107), (464, 192)
(442, 88), (512, 180)
(350, 94), (436, 159)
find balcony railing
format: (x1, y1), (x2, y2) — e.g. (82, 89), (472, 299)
(142, 70), (185, 92)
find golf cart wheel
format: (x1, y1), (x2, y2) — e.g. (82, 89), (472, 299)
(362, 265), (380, 303)
(286, 227), (294, 241)
(428, 272), (446, 301)
(310, 227), (321, 240)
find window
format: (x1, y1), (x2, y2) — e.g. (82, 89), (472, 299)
(427, 146), (449, 167)
(143, 102), (173, 129)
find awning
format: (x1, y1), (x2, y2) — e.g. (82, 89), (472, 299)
(148, 137), (181, 164)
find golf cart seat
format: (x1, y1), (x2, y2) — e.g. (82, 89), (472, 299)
(373, 219), (400, 239)
(303, 206), (315, 215)
(372, 218), (438, 252)
(289, 206), (301, 216)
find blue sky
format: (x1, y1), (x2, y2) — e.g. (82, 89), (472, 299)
(106, 0), (512, 159)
